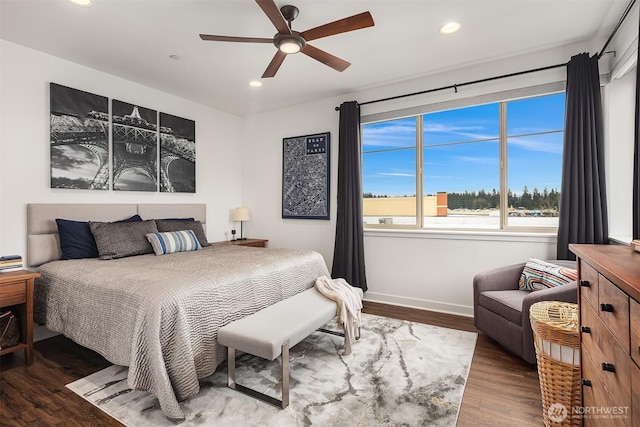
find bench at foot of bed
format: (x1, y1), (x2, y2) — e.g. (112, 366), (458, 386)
(216, 286), (362, 408)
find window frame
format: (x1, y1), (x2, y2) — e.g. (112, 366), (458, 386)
(361, 87), (565, 233)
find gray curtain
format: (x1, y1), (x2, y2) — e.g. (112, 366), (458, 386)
(634, 25), (640, 240)
(332, 101), (367, 291)
(557, 53), (609, 260)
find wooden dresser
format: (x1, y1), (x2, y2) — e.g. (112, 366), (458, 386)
(570, 244), (640, 427)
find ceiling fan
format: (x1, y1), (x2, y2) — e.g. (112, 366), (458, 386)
(199, 0), (375, 78)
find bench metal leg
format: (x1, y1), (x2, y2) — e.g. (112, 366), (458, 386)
(318, 326), (362, 340)
(226, 342), (290, 409)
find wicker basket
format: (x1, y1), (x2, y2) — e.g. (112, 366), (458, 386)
(529, 301), (581, 427)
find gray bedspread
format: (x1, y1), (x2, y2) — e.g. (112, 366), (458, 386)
(34, 245), (330, 420)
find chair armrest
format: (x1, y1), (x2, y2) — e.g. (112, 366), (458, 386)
(473, 263), (526, 294)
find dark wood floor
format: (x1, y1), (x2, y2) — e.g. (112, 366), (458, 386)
(0, 301), (543, 426)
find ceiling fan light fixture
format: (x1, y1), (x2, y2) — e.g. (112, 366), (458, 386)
(274, 33), (305, 54)
(67, 0), (92, 6)
(279, 39), (302, 54)
(439, 22), (460, 35)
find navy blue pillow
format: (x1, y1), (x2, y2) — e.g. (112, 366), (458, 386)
(118, 214), (143, 223)
(56, 214), (142, 260)
(56, 219), (99, 260)
(157, 217), (195, 221)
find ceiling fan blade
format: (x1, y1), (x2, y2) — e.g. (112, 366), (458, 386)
(301, 44), (350, 72)
(255, 0), (291, 35)
(262, 50), (287, 78)
(199, 34), (273, 43)
(300, 11), (374, 42)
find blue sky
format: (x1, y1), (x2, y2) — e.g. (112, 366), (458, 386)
(362, 93), (565, 197)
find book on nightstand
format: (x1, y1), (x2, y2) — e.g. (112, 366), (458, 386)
(0, 255), (23, 272)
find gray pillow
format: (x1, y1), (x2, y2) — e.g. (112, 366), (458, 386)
(155, 220), (209, 247)
(89, 220), (159, 260)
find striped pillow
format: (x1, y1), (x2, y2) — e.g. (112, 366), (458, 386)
(518, 258), (578, 291)
(146, 230), (202, 255)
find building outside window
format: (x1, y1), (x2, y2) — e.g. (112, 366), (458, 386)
(362, 92), (565, 230)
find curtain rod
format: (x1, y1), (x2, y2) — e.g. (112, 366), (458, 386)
(598, 0), (637, 58)
(335, 0), (636, 111)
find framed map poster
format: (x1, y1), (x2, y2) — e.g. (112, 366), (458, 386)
(282, 132), (330, 220)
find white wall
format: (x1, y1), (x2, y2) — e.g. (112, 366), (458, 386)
(602, 2), (638, 243)
(604, 68), (636, 242)
(0, 41), (244, 260)
(241, 97), (339, 264)
(241, 43), (594, 316)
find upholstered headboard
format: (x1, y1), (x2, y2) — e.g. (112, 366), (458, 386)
(27, 203), (206, 267)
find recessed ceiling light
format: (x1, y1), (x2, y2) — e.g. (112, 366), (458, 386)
(67, 0), (92, 6)
(249, 81), (263, 88)
(439, 22), (460, 35)
(169, 54), (181, 60)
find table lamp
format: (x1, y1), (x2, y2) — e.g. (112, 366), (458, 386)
(233, 207), (250, 240)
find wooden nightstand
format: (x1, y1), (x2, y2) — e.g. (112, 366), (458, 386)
(0, 270), (40, 364)
(214, 238), (268, 248)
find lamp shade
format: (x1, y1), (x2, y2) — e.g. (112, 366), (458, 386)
(233, 207), (250, 222)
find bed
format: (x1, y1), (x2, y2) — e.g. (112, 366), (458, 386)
(27, 203), (330, 420)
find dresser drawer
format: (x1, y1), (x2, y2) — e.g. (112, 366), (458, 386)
(0, 281), (26, 307)
(580, 260), (599, 310)
(599, 273), (630, 352)
(632, 363), (640, 427)
(582, 350), (631, 427)
(631, 298), (640, 366)
(580, 299), (631, 409)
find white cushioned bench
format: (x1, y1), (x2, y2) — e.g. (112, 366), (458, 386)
(217, 286), (362, 408)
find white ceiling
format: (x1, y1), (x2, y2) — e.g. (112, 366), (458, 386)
(0, 0), (631, 116)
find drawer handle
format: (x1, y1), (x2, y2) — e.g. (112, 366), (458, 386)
(581, 326), (591, 333)
(580, 280), (590, 287)
(600, 303), (614, 312)
(582, 378), (592, 387)
(602, 363), (616, 373)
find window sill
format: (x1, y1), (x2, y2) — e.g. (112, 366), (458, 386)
(609, 236), (632, 245)
(364, 227), (557, 243)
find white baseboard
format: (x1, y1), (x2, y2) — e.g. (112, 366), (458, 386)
(363, 291), (474, 318)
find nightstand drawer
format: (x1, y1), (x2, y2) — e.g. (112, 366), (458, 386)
(598, 273), (630, 352)
(0, 281), (26, 306)
(580, 260), (599, 310)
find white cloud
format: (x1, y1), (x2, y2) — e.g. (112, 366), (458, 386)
(508, 137), (563, 154)
(377, 172), (415, 177)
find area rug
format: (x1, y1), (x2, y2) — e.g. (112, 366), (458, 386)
(67, 313), (477, 426)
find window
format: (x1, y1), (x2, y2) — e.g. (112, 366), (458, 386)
(362, 92), (565, 230)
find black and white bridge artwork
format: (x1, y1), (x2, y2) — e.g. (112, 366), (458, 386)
(50, 83), (110, 190)
(112, 100), (158, 192)
(49, 83), (195, 192)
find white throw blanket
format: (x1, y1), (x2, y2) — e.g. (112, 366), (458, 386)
(314, 275), (363, 355)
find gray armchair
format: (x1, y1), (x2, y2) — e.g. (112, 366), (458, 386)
(473, 260), (577, 364)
